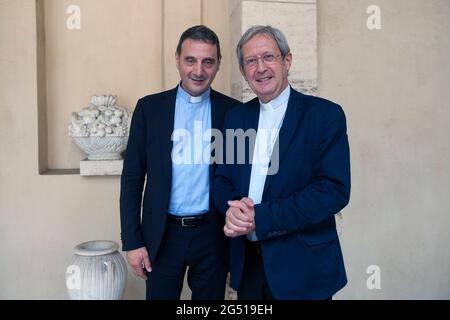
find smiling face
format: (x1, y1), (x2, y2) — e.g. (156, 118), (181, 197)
(176, 39), (220, 97)
(240, 33), (292, 103)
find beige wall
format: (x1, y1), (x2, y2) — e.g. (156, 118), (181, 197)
(0, 0), (449, 299)
(318, 0), (450, 299)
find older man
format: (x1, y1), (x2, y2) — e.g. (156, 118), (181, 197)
(214, 26), (351, 300)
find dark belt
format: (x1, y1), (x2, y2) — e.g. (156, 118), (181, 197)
(167, 213), (209, 227)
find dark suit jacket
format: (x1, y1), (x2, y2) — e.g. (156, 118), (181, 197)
(120, 86), (240, 263)
(214, 87), (351, 299)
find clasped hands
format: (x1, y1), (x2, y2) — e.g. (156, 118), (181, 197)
(224, 197), (255, 237)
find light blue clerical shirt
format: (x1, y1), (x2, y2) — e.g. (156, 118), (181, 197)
(168, 85), (211, 216)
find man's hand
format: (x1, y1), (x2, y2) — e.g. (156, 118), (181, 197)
(126, 247), (152, 280)
(224, 197), (255, 237)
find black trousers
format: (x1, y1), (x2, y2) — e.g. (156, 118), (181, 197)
(238, 241), (333, 301)
(145, 219), (227, 300)
(238, 241), (274, 300)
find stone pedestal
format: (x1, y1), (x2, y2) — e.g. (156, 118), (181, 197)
(80, 159), (123, 176)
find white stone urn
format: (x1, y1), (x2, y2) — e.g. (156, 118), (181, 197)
(69, 95), (132, 160)
(66, 240), (127, 300)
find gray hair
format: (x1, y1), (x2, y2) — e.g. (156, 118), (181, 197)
(236, 25), (291, 68)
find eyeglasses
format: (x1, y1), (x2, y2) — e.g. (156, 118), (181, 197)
(243, 53), (282, 69)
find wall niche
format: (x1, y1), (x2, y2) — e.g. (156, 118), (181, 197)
(36, 0), (163, 175)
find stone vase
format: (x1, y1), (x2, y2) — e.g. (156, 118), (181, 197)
(66, 240), (127, 300)
(71, 136), (129, 160)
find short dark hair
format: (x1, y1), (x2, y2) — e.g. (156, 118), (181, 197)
(176, 25), (222, 61)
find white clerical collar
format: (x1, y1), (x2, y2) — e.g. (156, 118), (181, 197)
(177, 84), (211, 104)
(259, 85), (291, 111)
